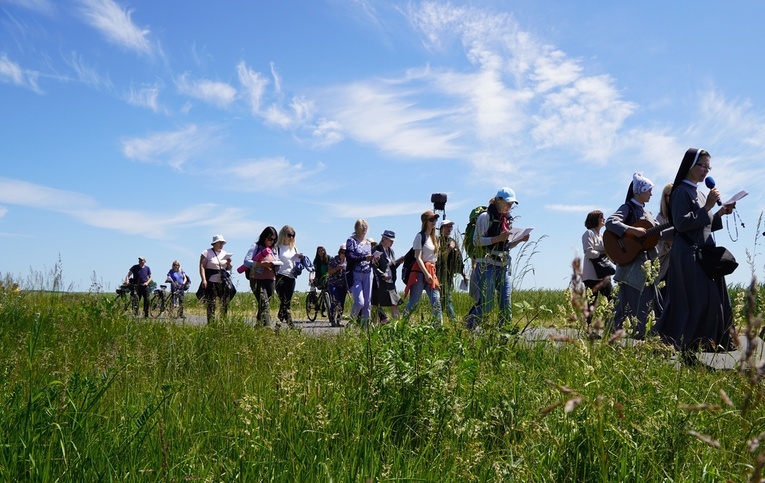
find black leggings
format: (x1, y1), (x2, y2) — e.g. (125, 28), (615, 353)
(275, 274), (296, 324)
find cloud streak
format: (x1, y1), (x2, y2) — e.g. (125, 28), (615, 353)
(176, 73), (237, 108)
(0, 53), (41, 92)
(79, 0), (153, 56)
(0, 177), (257, 240)
(121, 124), (223, 170)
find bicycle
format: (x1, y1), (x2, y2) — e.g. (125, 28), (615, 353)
(305, 282), (331, 322)
(149, 284), (185, 318)
(115, 283), (139, 314)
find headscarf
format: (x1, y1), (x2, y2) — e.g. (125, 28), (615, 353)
(623, 172), (654, 204)
(667, 147), (709, 226)
(632, 172), (654, 195)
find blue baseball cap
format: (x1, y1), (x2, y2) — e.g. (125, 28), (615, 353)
(496, 187), (518, 204)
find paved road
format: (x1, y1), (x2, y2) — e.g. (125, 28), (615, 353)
(148, 314), (765, 371)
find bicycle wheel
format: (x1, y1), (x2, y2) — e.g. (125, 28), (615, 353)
(131, 293), (140, 316)
(305, 291), (318, 321)
(320, 291), (331, 320)
(166, 292), (181, 318)
(149, 294), (163, 318)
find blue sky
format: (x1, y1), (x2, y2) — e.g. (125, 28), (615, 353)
(2, 0), (765, 293)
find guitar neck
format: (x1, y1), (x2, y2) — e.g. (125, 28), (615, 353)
(646, 222), (671, 237)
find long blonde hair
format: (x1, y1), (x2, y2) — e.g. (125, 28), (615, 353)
(278, 225), (296, 249)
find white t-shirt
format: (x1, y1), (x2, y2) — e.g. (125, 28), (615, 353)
(277, 245), (300, 278)
(201, 248), (231, 282)
(413, 233), (437, 263)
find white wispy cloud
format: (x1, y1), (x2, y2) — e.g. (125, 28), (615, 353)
(121, 124), (222, 169)
(126, 84), (163, 112)
(79, 0), (153, 56)
(0, 52), (41, 92)
(176, 72), (236, 108)
(310, 118), (344, 148)
(0, 177), (95, 210)
(314, 2), (638, 173)
(237, 61), (269, 114)
(222, 157), (325, 191)
(325, 79), (464, 158)
(64, 51), (110, 87)
(0, 177), (256, 239)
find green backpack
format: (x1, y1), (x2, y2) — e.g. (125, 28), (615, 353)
(463, 205), (488, 260)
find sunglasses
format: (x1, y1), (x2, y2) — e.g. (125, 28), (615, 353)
(428, 217), (438, 222)
(267, 236), (276, 241)
(287, 233), (295, 238)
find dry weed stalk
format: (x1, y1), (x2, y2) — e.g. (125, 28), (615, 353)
(569, 257), (606, 342)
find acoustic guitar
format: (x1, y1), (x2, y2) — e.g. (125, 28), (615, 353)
(603, 219), (672, 266)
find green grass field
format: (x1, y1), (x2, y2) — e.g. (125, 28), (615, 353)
(2, 279), (765, 481)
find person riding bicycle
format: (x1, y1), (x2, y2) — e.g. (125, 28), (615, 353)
(166, 260), (188, 318)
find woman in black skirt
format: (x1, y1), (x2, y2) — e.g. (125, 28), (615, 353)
(371, 229), (403, 325)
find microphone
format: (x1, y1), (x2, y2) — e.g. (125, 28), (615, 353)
(704, 176), (722, 206)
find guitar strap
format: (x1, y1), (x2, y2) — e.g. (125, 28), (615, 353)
(624, 201), (637, 226)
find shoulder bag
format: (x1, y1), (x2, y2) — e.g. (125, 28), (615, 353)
(591, 254), (616, 279)
(679, 232), (737, 280)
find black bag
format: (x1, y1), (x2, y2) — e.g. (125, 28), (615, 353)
(401, 232), (427, 284)
(695, 245), (738, 279)
(195, 282), (206, 301)
(591, 254), (615, 279)
(221, 270), (237, 299)
(182, 273), (192, 291)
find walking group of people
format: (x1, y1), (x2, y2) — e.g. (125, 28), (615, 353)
(125, 148), (740, 363)
(127, 184), (530, 329)
(581, 147), (738, 361)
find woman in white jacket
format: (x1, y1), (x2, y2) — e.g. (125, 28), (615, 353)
(581, 210), (613, 324)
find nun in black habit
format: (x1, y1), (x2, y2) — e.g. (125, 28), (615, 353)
(652, 148), (736, 353)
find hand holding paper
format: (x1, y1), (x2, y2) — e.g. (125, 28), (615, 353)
(722, 190), (748, 206)
(508, 227), (533, 242)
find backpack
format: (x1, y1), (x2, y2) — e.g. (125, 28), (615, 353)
(463, 205), (488, 260)
(182, 272), (191, 291)
(401, 232), (427, 284)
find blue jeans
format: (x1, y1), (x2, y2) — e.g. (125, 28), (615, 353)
(404, 272), (442, 325)
(350, 270), (373, 323)
(467, 262), (512, 328)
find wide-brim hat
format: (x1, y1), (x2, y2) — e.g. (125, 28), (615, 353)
(211, 234), (227, 245)
(381, 229), (396, 240)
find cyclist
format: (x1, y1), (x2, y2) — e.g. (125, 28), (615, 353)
(166, 260), (188, 318)
(125, 256), (152, 317)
